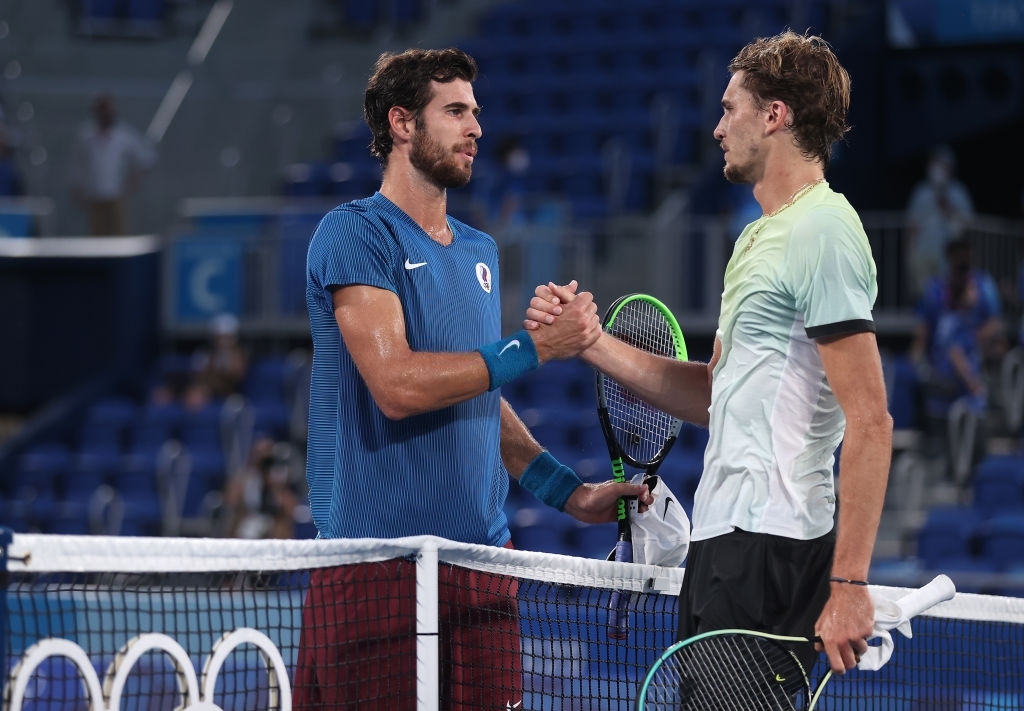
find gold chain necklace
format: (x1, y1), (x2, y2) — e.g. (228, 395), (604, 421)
(743, 178), (825, 254)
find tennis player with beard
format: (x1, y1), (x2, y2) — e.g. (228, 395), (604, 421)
(294, 47), (652, 710)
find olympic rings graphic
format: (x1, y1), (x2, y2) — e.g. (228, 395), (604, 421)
(4, 627), (291, 711)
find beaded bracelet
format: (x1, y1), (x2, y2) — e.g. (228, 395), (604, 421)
(829, 576), (869, 586)
(478, 329), (539, 392)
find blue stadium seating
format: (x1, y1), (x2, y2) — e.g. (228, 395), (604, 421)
(182, 445), (227, 517)
(179, 401), (226, 453)
(510, 504), (580, 556)
(66, 450), (120, 500)
(971, 454), (1024, 516)
(248, 399), (292, 442)
(883, 353), (921, 430)
(243, 356), (294, 404)
(915, 504), (981, 570)
(978, 511), (1024, 571)
(13, 443), (73, 496)
(78, 396), (137, 455)
(130, 401), (185, 458)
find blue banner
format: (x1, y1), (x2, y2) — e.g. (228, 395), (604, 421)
(173, 235), (243, 323)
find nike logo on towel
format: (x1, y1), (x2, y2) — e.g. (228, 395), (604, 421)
(498, 340), (521, 356)
(404, 258), (428, 270)
(663, 496), (674, 518)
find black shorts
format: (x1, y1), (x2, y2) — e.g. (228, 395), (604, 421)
(678, 528), (835, 671)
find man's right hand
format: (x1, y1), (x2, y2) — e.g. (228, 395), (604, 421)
(527, 282), (600, 362)
(525, 281), (581, 329)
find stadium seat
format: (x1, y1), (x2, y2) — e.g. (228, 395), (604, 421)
(49, 500), (91, 535)
(248, 399), (292, 442)
(244, 356), (294, 404)
(977, 511), (1024, 571)
(882, 353), (921, 431)
(971, 454), (1024, 516)
(915, 504), (981, 569)
(78, 396), (137, 455)
(130, 401), (185, 457)
(65, 450), (120, 501)
(14, 443), (73, 496)
(179, 401), (226, 453)
(655, 449), (703, 504)
(510, 505), (579, 556)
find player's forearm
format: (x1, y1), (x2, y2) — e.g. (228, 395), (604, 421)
(370, 350), (491, 419)
(831, 416), (892, 580)
(498, 398), (544, 477)
(583, 333), (711, 426)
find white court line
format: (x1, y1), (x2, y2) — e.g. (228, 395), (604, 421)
(145, 0), (233, 144)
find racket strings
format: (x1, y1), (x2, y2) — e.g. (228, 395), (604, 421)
(642, 636), (806, 711)
(604, 301), (682, 465)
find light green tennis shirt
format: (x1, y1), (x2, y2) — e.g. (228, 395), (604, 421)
(693, 181), (878, 542)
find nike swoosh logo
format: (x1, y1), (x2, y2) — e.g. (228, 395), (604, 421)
(404, 258), (428, 270)
(498, 339), (521, 356)
(662, 496), (674, 518)
(506, 702), (522, 710)
(775, 674), (786, 682)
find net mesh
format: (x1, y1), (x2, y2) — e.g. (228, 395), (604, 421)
(3, 533), (1023, 710)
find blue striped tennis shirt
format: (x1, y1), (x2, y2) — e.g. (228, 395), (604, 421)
(305, 192), (511, 546)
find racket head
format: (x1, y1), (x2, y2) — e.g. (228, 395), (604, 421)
(596, 293), (688, 469)
(637, 630), (812, 711)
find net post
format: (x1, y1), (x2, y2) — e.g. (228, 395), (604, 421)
(416, 538), (440, 711)
(0, 526), (11, 702)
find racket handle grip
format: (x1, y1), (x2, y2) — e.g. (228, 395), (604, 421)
(608, 540), (632, 640)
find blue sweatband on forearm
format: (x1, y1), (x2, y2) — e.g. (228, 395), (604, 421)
(477, 329), (539, 392)
(518, 450), (584, 511)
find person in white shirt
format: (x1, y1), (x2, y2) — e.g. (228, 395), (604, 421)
(528, 30), (892, 678)
(67, 93), (157, 235)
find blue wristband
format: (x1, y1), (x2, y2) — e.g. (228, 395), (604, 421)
(478, 329), (539, 392)
(518, 451), (584, 511)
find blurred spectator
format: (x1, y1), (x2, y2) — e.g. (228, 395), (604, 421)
(183, 313), (250, 409)
(222, 434), (301, 539)
(67, 92), (157, 235)
(905, 144), (975, 301)
(923, 276), (987, 425)
(910, 238), (1007, 374)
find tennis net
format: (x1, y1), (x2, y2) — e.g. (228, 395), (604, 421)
(2, 530), (1022, 710)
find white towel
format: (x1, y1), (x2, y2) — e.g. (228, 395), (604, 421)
(857, 574), (956, 671)
(607, 473), (690, 567)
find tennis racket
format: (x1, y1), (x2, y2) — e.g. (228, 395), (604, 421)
(596, 293), (688, 640)
(636, 573), (957, 710)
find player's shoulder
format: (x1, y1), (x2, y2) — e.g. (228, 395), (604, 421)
(448, 215), (495, 245)
(312, 195), (384, 232)
(795, 189), (864, 237)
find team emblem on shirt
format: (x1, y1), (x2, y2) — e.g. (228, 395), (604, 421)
(476, 263), (492, 293)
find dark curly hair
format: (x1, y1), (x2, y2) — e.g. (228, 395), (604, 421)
(728, 30), (851, 169)
(363, 48), (478, 164)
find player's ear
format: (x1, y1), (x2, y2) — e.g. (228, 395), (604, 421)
(389, 107), (415, 142)
(764, 99), (789, 135)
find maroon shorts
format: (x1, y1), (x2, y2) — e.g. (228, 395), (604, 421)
(293, 543), (523, 710)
